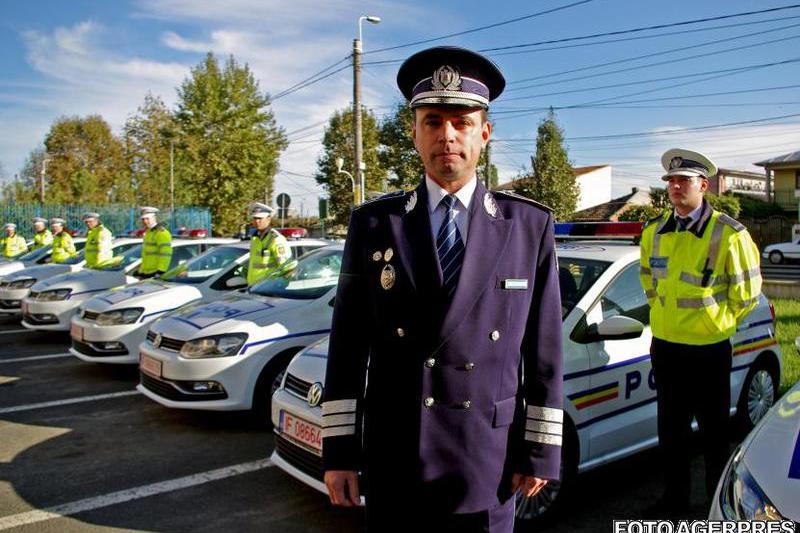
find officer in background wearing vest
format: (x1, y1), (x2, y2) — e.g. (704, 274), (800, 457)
(639, 149), (761, 515)
(50, 218), (76, 263)
(246, 203), (295, 286)
(1, 223), (28, 258)
(31, 217), (53, 250)
(82, 212), (113, 268)
(137, 207), (172, 279)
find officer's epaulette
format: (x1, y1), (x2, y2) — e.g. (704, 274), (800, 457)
(352, 190), (406, 210)
(716, 213), (746, 232)
(643, 213), (664, 229)
(494, 190), (553, 213)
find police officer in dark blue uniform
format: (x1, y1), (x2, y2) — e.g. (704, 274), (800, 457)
(322, 46), (564, 533)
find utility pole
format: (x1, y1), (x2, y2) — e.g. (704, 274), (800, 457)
(40, 158), (50, 203)
(484, 141), (492, 189)
(353, 15), (381, 205)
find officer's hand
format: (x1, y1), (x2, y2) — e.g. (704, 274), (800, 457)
(324, 470), (360, 507)
(511, 473), (548, 498)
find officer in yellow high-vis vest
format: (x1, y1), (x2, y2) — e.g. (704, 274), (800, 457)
(31, 217), (53, 250)
(82, 212), (113, 268)
(137, 207), (172, 279)
(1, 223), (28, 258)
(246, 202), (295, 286)
(50, 218), (76, 263)
(639, 149), (761, 515)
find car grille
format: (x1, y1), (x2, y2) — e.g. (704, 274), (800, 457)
(145, 330), (186, 352)
(284, 373), (312, 399)
(139, 372), (227, 401)
(0, 299), (21, 309)
(23, 313), (58, 325)
(274, 434), (324, 481)
(72, 339), (128, 357)
(82, 310), (100, 321)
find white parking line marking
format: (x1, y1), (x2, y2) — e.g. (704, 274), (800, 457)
(0, 329), (33, 335)
(0, 353), (71, 364)
(0, 458), (273, 530)
(0, 390), (141, 414)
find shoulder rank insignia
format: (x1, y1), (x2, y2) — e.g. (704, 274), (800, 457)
(483, 192), (497, 218)
(716, 213), (746, 232)
(495, 190), (553, 213)
(405, 191), (417, 213)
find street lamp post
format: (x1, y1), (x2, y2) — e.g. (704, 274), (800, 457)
(336, 157), (358, 205)
(353, 15), (381, 205)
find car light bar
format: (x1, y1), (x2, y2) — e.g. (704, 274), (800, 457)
(555, 221), (644, 240)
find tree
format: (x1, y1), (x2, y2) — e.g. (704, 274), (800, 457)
(379, 102), (424, 191)
(3, 149), (42, 202)
(35, 115), (129, 204)
(175, 53), (287, 235)
(123, 94), (179, 207)
(706, 192), (741, 218)
(514, 110), (578, 221)
(316, 106), (387, 225)
(618, 205), (662, 221)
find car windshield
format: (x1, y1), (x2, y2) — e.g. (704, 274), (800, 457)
(61, 249), (86, 265)
(557, 257), (611, 318)
(16, 246), (52, 262)
(249, 248), (343, 300)
(94, 244), (143, 271)
(162, 246), (247, 284)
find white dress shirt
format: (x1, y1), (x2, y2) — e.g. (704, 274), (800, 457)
(673, 203), (703, 230)
(426, 175), (476, 244)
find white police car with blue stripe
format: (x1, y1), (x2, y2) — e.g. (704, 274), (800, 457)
(136, 244), (343, 419)
(270, 222), (783, 526)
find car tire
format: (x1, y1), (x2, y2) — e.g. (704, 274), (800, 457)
(249, 349), (301, 429)
(735, 358), (778, 435)
(513, 419), (578, 530)
(768, 250), (783, 264)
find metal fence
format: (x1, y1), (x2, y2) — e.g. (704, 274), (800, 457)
(0, 203), (211, 237)
(740, 216), (795, 249)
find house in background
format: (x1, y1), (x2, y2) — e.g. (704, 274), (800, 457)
(571, 187), (653, 221)
(754, 150), (800, 218)
(711, 168), (768, 200)
(494, 165), (612, 211)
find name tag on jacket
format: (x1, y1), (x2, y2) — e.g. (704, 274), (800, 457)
(501, 278), (528, 290)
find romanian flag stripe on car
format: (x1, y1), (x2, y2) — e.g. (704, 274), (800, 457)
(567, 381), (620, 410)
(554, 221), (645, 239)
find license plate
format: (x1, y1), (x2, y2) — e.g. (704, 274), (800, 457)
(140, 353), (162, 377)
(280, 411), (322, 454)
(70, 323), (83, 341)
(21, 301), (28, 314)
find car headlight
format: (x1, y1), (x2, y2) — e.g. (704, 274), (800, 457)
(180, 333), (248, 359)
(96, 307), (144, 326)
(721, 447), (787, 521)
(36, 289), (72, 301)
(9, 279), (36, 289)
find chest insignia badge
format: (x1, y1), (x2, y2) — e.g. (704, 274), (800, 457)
(372, 251), (382, 262)
(483, 193), (498, 218)
(380, 264), (396, 290)
(384, 248), (394, 262)
(405, 191), (417, 213)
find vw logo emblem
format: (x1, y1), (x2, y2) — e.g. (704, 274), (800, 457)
(153, 333), (162, 348)
(307, 382), (324, 407)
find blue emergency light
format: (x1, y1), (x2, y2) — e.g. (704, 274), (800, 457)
(554, 221), (644, 241)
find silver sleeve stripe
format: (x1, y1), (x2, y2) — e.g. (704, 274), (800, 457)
(322, 413), (356, 428)
(322, 426), (356, 439)
(322, 399), (358, 416)
(525, 431), (563, 446)
(525, 420), (563, 435)
(526, 405), (563, 423)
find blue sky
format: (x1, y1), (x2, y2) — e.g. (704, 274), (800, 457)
(2, 0), (800, 215)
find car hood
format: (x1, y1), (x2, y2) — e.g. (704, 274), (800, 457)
(83, 280), (201, 314)
(6, 264), (76, 283)
(32, 269), (130, 296)
(151, 293), (312, 340)
(0, 261), (25, 277)
(742, 381), (800, 519)
(285, 337), (330, 386)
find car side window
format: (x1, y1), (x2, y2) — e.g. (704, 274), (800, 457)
(600, 263), (649, 325)
(210, 261), (248, 290)
(169, 245), (201, 269)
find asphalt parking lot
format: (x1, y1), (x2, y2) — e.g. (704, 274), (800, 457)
(0, 316), (716, 532)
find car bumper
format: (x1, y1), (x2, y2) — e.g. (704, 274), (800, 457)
(21, 298), (84, 331)
(0, 288), (30, 314)
(69, 316), (146, 364)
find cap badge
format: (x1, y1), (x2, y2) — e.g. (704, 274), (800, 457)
(483, 193), (498, 218)
(431, 65), (462, 92)
(405, 191), (417, 213)
(669, 156), (683, 170)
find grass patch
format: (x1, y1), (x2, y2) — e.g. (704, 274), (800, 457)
(771, 298), (800, 394)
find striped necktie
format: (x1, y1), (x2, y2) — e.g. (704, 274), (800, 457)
(436, 194), (465, 297)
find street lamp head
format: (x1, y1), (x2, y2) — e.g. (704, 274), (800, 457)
(365, 16), (381, 24)
(335, 157), (345, 172)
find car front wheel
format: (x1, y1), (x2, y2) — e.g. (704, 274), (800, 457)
(768, 250), (784, 264)
(735, 361), (778, 434)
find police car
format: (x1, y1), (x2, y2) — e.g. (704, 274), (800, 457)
(0, 238), (139, 316)
(21, 238), (233, 331)
(269, 222), (783, 525)
(136, 244), (343, 420)
(709, 379), (800, 523)
(0, 239), (87, 278)
(763, 237), (800, 264)
(69, 238), (328, 364)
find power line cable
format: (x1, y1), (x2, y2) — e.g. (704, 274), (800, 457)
(272, 64), (352, 101)
(272, 56), (351, 100)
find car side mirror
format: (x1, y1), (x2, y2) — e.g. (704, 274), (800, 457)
(584, 315), (644, 342)
(226, 276), (247, 289)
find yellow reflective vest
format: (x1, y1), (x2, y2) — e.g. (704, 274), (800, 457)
(247, 229), (295, 286)
(1, 234), (28, 258)
(51, 232), (77, 263)
(639, 204), (762, 346)
(32, 229), (53, 250)
(85, 225), (113, 268)
(140, 225), (172, 275)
